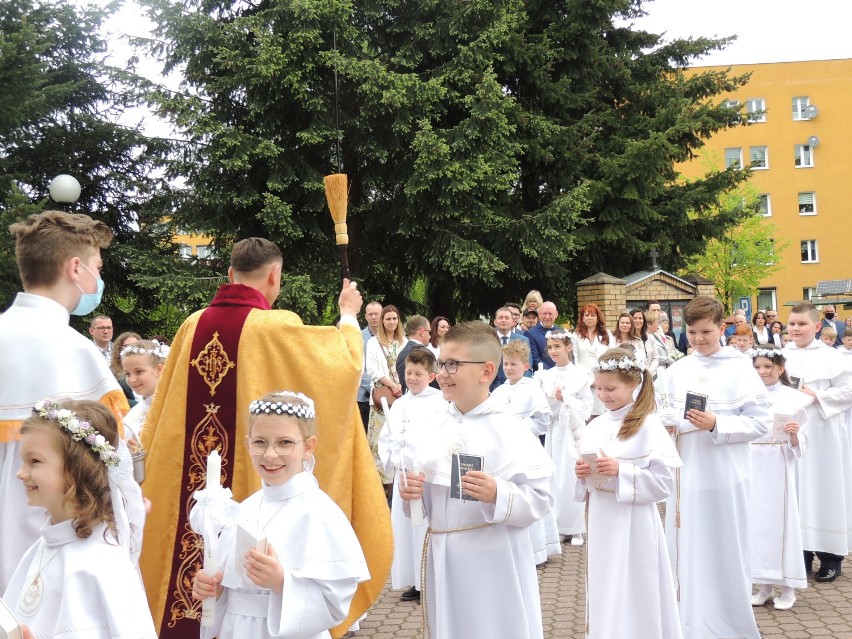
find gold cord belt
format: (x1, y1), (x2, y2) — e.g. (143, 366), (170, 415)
(419, 522), (495, 638)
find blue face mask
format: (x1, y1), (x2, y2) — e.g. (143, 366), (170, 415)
(71, 263), (105, 316)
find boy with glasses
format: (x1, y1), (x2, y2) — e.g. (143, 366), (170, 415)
(400, 322), (553, 639)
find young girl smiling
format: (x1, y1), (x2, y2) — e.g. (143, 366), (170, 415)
(575, 348), (682, 639)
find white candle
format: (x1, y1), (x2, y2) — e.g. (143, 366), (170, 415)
(206, 449), (221, 489)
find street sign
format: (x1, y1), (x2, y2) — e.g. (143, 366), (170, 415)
(738, 296), (752, 318)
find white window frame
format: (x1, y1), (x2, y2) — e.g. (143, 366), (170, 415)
(178, 244), (192, 259)
(792, 96), (810, 120)
(724, 147), (743, 169)
(750, 146), (768, 169)
(197, 245), (212, 259)
(801, 240), (819, 264)
(798, 192), (817, 216)
(757, 288), (777, 312)
(722, 99), (740, 109)
(758, 194), (772, 217)
(802, 287), (817, 301)
(794, 144), (814, 168)
(746, 98), (766, 123)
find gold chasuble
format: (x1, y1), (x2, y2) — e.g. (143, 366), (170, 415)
(140, 284), (392, 638)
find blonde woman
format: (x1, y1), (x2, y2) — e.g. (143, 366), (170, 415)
(365, 305), (408, 492)
(522, 290), (544, 314)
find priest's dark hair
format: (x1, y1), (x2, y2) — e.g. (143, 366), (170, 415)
(230, 237), (283, 273)
(595, 348), (655, 441)
(20, 400), (118, 542)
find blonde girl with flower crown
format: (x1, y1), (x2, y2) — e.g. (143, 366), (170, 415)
(575, 348), (683, 639)
(120, 339), (169, 445)
(2, 399), (156, 639)
(192, 391), (369, 639)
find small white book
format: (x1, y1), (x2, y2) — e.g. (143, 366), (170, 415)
(772, 413), (793, 441)
(0, 596), (22, 639)
(235, 521), (268, 581)
(581, 451), (601, 478)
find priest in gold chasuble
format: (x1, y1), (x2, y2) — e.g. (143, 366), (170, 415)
(139, 239), (392, 639)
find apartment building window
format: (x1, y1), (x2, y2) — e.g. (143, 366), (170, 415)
(197, 245), (213, 259)
(178, 244), (192, 259)
(757, 288), (776, 311)
(746, 98), (766, 122)
(801, 240), (819, 263)
(798, 192), (817, 215)
(724, 147), (743, 169)
(792, 96), (810, 120)
(794, 144), (814, 167)
(802, 287), (817, 301)
(750, 146), (768, 169)
(722, 99), (740, 109)
(758, 194), (771, 217)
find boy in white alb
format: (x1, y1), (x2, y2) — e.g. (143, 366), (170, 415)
(400, 322), (553, 639)
(784, 303), (852, 582)
(491, 340), (558, 564)
(0, 211), (130, 592)
(658, 296), (769, 639)
(378, 348), (447, 602)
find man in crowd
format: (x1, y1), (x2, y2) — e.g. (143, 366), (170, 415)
(505, 302), (524, 333)
(527, 301), (559, 370)
(818, 305), (844, 346)
(358, 301), (383, 428)
(395, 315), (433, 393)
(88, 314), (113, 363)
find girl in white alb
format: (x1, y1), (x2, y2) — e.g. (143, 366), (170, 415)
(193, 391), (370, 639)
(2, 398), (156, 639)
(748, 345), (810, 610)
(575, 348), (682, 639)
(538, 330), (593, 545)
(119, 339), (168, 444)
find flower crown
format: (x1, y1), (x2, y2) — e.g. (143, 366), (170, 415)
(748, 347), (786, 361)
(249, 391), (316, 419)
(591, 356), (646, 373)
(120, 340), (170, 360)
(32, 399), (120, 467)
(545, 330), (572, 340)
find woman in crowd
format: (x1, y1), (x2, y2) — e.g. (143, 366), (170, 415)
(365, 305), (407, 494)
(428, 315), (451, 357)
(574, 303), (613, 418)
(659, 313), (682, 365)
(752, 311), (771, 345)
(645, 311), (671, 377)
(769, 320), (785, 347)
(612, 312), (643, 355)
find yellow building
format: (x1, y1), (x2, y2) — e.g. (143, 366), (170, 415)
(173, 230), (215, 259)
(679, 58), (851, 315)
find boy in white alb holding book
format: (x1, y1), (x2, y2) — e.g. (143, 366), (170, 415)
(491, 339), (558, 564)
(400, 322), (553, 639)
(784, 303), (852, 583)
(378, 348), (447, 602)
(658, 296), (769, 639)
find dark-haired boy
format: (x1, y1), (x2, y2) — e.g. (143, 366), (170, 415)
(784, 303), (852, 583)
(658, 296), (769, 639)
(400, 322), (553, 639)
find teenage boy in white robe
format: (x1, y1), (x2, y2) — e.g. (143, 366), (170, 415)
(658, 296), (769, 639)
(0, 211), (131, 592)
(400, 322), (553, 639)
(491, 339), (559, 564)
(378, 348), (447, 602)
(784, 303), (852, 582)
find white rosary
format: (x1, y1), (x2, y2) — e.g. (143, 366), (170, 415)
(18, 544), (61, 616)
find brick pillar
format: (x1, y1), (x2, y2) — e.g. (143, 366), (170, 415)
(576, 273), (627, 330)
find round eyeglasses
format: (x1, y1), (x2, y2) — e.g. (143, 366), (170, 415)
(247, 438), (303, 456)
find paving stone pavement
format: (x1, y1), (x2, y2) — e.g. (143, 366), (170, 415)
(352, 541), (852, 638)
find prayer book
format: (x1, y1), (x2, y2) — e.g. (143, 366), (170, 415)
(451, 453), (483, 501)
(235, 521), (268, 581)
(772, 413), (793, 441)
(581, 451), (601, 478)
(0, 596), (22, 639)
(683, 391), (708, 418)
(789, 376), (804, 389)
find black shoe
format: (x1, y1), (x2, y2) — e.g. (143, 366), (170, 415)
(815, 566), (841, 583)
(400, 586), (421, 602)
(804, 556), (813, 573)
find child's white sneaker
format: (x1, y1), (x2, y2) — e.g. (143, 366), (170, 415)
(570, 534), (584, 547)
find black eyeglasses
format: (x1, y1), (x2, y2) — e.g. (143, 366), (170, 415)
(433, 360), (486, 374)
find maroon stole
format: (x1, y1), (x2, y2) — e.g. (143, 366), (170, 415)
(159, 284), (270, 638)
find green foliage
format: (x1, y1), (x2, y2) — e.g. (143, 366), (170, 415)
(680, 184), (789, 313)
(137, 0), (750, 319)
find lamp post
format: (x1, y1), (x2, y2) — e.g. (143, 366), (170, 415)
(48, 174), (81, 212)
